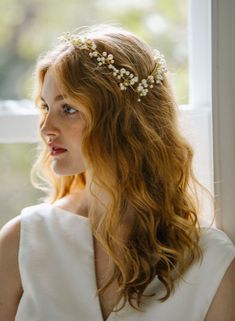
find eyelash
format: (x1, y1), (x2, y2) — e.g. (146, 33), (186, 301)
(40, 104), (78, 115)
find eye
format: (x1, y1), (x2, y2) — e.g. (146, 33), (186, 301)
(62, 104), (78, 115)
(40, 104), (49, 113)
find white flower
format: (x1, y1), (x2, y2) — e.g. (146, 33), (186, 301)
(137, 85), (144, 91)
(58, 33), (167, 101)
(120, 83), (126, 90)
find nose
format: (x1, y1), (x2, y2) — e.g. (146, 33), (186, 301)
(40, 112), (59, 141)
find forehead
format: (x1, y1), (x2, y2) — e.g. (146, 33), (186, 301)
(41, 68), (62, 99)
(40, 67), (88, 116)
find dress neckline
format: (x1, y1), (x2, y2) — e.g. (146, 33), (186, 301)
(44, 202), (120, 321)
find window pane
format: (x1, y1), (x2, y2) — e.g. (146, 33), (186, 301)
(0, 143), (43, 227)
(0, 0), (188, 104)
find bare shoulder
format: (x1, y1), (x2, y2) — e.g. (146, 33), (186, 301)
(0, 215), (23, 320)
(204, 257), (235, 321)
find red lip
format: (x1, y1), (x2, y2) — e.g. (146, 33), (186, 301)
(48, 142), (67, 156)
(48, 142), (67, 151)
(50, 149), (67, 156)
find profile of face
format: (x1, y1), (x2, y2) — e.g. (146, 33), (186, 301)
(40, 68), (87, 176)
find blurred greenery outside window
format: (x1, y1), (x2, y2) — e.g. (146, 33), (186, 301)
(0, 0), (189, 225)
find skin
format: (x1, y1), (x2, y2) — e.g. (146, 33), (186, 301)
(204, 258), (235, 321)
(40, 67), (111, 217)
(40, 67), (88, 177)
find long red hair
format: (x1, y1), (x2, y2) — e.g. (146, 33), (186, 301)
(31, 25), (213, 311)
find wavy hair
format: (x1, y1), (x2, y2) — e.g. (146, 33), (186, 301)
(31, 25), (214, 312)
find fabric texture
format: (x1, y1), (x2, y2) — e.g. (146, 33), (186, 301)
(15, 203), (235, 321)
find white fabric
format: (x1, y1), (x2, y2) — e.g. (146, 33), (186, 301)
(15, 203), (235, 321)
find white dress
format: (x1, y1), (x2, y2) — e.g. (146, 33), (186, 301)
(15, 203), (235, 321)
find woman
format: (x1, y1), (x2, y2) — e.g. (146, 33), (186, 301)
(0, 25), (234, 321)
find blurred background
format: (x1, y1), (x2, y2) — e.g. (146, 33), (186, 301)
(0, 0), (188, 225)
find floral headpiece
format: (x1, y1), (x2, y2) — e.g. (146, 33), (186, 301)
(58, 32), (168, 102)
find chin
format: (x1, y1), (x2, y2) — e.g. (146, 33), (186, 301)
(52, 166), (85, 176)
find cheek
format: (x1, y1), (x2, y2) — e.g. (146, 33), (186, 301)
(70, 124), (86, 142)
(69, 133), (83, 155)
(66, 121), (86, 152)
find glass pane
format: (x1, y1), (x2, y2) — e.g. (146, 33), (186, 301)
(0, 144), (43, 227)
(0, 0), (188, 105)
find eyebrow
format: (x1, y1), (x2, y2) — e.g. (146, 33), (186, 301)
(40, 94), (67, 103)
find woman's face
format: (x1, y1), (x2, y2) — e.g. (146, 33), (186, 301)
(40, 68), (87, 176)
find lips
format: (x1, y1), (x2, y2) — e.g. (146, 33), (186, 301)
(48, 142), (67, 155)
(51, 148), (67, 156)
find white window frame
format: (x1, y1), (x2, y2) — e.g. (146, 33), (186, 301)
(0, 0), (234, 241)
(210, 0), (235, 242)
